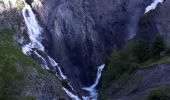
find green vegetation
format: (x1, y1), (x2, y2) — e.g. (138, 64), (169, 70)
(150, 36), (165, 59)
(24, 96), (36, 100)
(0, 29), (26, 100)
(16, 2), (25, 10)
(0, 29), (43, 100)
(101, 36), (169, 92)
(146, 87), (170, 100)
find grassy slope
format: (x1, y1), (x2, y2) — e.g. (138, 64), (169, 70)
(0, 29), (61, 100)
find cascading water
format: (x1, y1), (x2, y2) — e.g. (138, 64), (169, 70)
(128, 0), (164, 40)
(22, 0), (66, 80)
(82, 64), (105, 100)
(145, 0), (164, 14)
(21, 1), (105, 100)
(21, 1), (79, 99)
(22, 1), (44, 54)
(48, 56), (67, 79)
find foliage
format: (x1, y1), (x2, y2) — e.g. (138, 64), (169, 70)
(150, 36), (165, 59)
(101, 40), (148, 90)
(101, 36), (167, 92)
(0, 29), (24, 100)
(24, 96), (36, 100)
(0, 29), (42, 100)
(146, 87), (170, 100)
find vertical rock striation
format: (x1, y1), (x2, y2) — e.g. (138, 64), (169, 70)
(29, 0), (155, 88)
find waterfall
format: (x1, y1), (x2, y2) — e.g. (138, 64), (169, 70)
(145, 0), (164, 14)
(21, 1), (80, 99)
(82, 64), (105, 100)
(22, 1), (44, 54)
(22, 0), (67, 80)
(48, 56), (67, 79)
(63, 88), (80, 100)
(21, 1), (105, 100)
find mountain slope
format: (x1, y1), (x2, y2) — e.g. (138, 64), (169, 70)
(0, 29), (70, 100)
(101, 63), (170, 100)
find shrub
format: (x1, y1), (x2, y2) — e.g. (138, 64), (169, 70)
(101, 40), (148, 90)
(130, 40), (150, 63)
(146, 87), (170, 100)
(150, 36), (165, 59)
(101, 37), (166, 92)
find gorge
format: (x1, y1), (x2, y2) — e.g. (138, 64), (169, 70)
(1, 0), (170, 100)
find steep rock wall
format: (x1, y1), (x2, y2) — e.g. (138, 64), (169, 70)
(29, 0), (155, 88)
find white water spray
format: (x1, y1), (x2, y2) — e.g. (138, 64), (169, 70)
(34, 51), (49, 70)
(21, 1), (79, 99)
(63, 88), (80, 100)
(145, 0), (164, 14)
(22, 1), (44, 54)
(48, 56), (67, 80)
(82, 64), (105, 100)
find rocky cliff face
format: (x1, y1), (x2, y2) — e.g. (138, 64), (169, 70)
(2, 0), (170, 97)
(0, 29), (70, 100)
(136, 0), (170, 46)
(0, 1), (70, 99)
(27, 0), (155, 88)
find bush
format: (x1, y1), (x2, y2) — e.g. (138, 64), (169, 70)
(130, 40), (150, 63)
(146, 87), (170, 100)
(150, 36), (165, 59)
(101, 40), (149, 90)
(101, 37), (166, 92)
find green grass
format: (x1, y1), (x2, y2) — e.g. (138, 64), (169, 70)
(0, 29), (54, 100)
(140, 56), (170, 68)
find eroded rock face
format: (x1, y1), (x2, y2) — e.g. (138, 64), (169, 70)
(155, 0), (170, 47)
(21, 66), (70, 100)
(0, 0), (24, 31)
(136, 0), (170, 45)
(0, 0), (27, 46)
(29, 0), (156, 88)
(2, 0), (170, 96)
